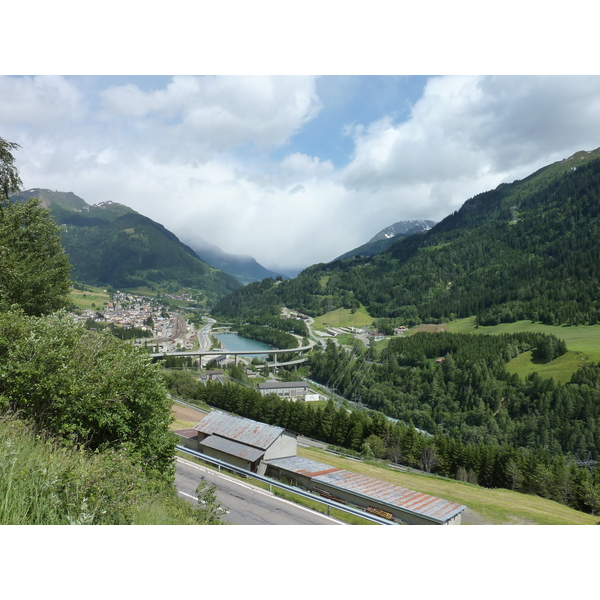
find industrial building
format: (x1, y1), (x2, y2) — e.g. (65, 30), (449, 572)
(266, 456), (466, 525)
(174, 410), (467, 525)
(175, 411), (297, 475)
(257, 380), (319, 401)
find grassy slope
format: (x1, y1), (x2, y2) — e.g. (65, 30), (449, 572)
(69, 286), (112, 310)
(312, 306), (374, 331)
(446, 317), (600, 383)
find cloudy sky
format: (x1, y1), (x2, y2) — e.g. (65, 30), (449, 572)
(3, 74), (600, 274)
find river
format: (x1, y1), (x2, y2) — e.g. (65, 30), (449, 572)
(214, 333), (273, 359)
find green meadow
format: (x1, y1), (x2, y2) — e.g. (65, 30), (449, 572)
(69, 286), (111, 310)
(446, 317), (600, 383)
(311, 306), (374, 331)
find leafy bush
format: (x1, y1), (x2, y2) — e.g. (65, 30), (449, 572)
(0, 310), (175, 479)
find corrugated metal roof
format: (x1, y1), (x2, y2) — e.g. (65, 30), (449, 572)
(200, 434), (265, 463)
(267, 456), (343, 478)
(193, 411), (285, 450)
(313, 470), (466, 523)
(266, 456), (465, 523)
(173, 429), (199, 439)
(258, 381), (309, 390)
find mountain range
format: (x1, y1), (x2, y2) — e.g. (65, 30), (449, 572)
(178, 232), (286, 285)
(10, 189), (242, 305)
(333, 219), (436, 261)
(213, 148), (600, 326)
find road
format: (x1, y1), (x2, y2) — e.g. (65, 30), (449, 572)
(176, 457), (344, 525)
(197, 318), (215, 352)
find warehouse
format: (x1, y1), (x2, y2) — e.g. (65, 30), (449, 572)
(183, 411), (297, 474)
(257, 380), (310, 399)
(266, 456), (466, 525)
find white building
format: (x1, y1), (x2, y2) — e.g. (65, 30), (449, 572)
(257, 380), (310, 400)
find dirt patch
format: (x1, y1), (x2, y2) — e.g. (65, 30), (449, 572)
(460, 508), (493, 525)
(170, 403), (207, 428)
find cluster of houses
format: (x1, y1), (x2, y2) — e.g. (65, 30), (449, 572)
(71, 291), (190, 351)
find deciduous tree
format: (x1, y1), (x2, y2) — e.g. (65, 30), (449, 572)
(0, 136), (72, 315)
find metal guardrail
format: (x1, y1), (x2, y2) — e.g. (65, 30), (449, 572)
(175, 445), (398, 525)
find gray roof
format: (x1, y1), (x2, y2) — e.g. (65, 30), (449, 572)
(267, 456), (466, 524)
(313, 469), (466, 524)
(173, 429), (199, 440)
(267, 456), (341, 477)
(200, 434), (265, 463)
(193, 411), (285, 450)
(258, 381), (309, 390)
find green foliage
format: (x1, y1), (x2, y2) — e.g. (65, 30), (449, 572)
(195, 480), (225, 525)
(0, 137), (23, 200)
(243, 315), (309, 337)
(0, 311), (175, 478)
(0, 138), (72, 316)
(237, 323), (299, 349)
(0, 416), (222, 525)
(0, 198), (72, 316)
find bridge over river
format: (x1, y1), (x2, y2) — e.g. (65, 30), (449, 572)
(151, 343), (313, 368)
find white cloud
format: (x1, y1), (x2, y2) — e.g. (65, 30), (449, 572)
(5, 75), (600, 273)
(340, 75), (600, 219)
(99, 76), (322, 161)
(0, 76), (85, 132)
(280, 152), (334, 176)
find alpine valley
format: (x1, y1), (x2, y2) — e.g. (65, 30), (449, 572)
(214, 148), (600, 326)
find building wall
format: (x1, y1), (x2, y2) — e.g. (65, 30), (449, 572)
(199, 445), (254, 472)
(259, 385), (309, 398)
(306, 481), (461, 525)
(175, 435), (200, 452)
(264, 431), (297, 461)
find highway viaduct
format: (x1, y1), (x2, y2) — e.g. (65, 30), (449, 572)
(151, 344), (313, 368)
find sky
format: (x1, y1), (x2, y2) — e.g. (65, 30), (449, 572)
(4, 74), (600, 274)
(3, 5), (600, 277)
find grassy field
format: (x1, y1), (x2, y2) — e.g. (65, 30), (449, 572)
(298, 447), (598, 525)
(120, 286), (158, 297)
(445, 317), (600, 383)
(312, 306), (374, 331)
(70, 286), (111, 310)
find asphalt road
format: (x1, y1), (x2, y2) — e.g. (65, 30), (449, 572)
(176, 457), (344, 525)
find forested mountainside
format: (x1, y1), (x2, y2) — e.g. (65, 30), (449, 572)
(214, 149), (600, 326)
(10, 189), (241, 303)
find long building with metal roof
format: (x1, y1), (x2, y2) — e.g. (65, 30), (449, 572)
(266, 456), (466, 525)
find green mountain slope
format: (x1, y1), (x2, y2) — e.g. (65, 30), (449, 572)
(214, 148), (600, 324)
(11, 189), (241, 303)
(180, 233), (286, 285)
